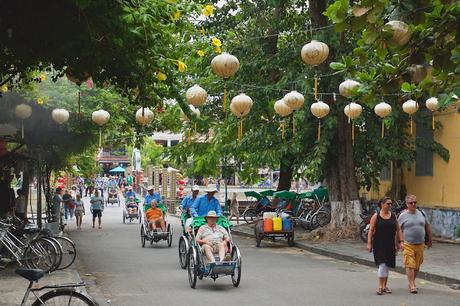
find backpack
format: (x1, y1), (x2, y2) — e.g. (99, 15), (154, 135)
(418, 208), (430, 245)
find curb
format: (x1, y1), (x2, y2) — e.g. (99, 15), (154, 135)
(232, 228), (460, 287)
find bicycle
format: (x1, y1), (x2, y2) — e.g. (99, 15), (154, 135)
(16, 268), (97, 305)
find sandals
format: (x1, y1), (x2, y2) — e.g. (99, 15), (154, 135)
(383, 287), (392, 294)
(410, 287), (418, 294)
(376, 288), (384, 295)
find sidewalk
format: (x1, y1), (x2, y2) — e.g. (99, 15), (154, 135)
(0, 265), (90, 306)
(232, 223), (460, 288)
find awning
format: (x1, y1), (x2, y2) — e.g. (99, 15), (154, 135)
(109, 166), (125, 173)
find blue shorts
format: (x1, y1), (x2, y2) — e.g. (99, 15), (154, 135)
(92, 209), (102, 218)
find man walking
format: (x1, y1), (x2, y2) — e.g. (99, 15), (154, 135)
(398, 194), (432, 294)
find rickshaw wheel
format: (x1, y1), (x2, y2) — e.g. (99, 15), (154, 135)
(243, 208), (257, 224)
(167, 224), (173, 247)
(287, 233), (295, 247)
(178, 236), (188, 269)
(231, 246), (242, 287)
(187, 248), (197, 289)
(140, 224), (146, 248)
(254, 223), (262, 247)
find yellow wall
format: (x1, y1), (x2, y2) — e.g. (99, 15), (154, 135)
(404, 109), (460, 209)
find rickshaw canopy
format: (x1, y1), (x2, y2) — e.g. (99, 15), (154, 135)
(243, 191), (262, 200)
(260, 189), (275, 197)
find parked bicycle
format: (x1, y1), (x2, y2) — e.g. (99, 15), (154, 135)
(16, 268), (97, 305)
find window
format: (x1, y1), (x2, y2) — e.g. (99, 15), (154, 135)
(415, 119), (433, 176)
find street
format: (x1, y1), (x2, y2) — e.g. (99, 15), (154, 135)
(67, 197), (460, 306)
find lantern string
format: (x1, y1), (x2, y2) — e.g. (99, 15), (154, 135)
(410, 116), (413, 135)
(381, 121), (385, 138)
(314, 77), (318, 100)
(188, 129), (191, 144)
(352, 122), (355, 146)
(21, 121), (25, 139)
(317, 119), (321, 141)
(432, 114), (435, 130)
(99, 127), (102, 147)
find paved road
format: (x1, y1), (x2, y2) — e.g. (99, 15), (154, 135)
(67, 197), (459, 306)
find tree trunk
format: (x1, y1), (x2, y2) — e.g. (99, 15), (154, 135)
(277, 156), (293, 191)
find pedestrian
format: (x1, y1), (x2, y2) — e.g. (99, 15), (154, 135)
(367, 197), (403, 295)
(398, 194), (432, 294)
(74, 194), (85, 230)
(62, 190), (73, 220)
(90, 190), (104, 229)
(14, 189), (26, 221)
(228, 192), (239, 224)
(52, 187), (63, 224)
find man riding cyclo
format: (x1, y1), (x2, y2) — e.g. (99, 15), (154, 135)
(144, 185), (166, 216)
(180, 185), (200, 230)
(196, 211), (231, 263)
(190, 184), (222, 218)
(145, 199), (166, 232)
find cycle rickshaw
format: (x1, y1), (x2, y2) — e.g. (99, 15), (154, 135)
(106, 188), (120, 206)
(123, 196), (142, 224)
(140, 202), (173, 247)
(182, 216), (242, 289)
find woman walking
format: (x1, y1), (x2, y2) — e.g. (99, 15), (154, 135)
(228, 192), (240, 224)
(367, 197), (403, 295)
(74, 194), (85, 229)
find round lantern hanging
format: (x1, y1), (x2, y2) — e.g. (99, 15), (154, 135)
(186, 85), (207, 107)
(15, 103), (32, 139)
(211, 53), (240, 112)
(274, 99), (293, 139)
(52, 108), (70, 125)
(230, 93), (253, 141)
(283, 91), (304, 134)
(135, 107), (154, 126)
(310, 101), (330, 140)
(344, 102), (363, 144)
(425, 97), (439, 130)
(92, 109), (111, 147)
(65, 68), (91, 115)
(374, 102), (392, 138)
(301, 40), (330, 66)
(385, 20), (411, 46)
(402, 99), (419, 134)
(339, 79), (360, 98)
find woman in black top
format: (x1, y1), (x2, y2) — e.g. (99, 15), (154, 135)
(367, 197), (404, 295)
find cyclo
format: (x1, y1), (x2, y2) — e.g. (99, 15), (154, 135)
(123, 196), (142, 224)
(178, 213), (242, 289)
(140, 200), (173, 247)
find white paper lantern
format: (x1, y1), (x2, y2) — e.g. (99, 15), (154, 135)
(135, 107), (154, 126)
(180, 105), (199, 121)
(230, 94), (253, 118)
(186, 85), (207, 107)
(15, 104), (32, 120)
(91, 109), (110, 126)
(426, 97), (439, 130)
(211, 53), (240, 78)
(385, 20), (411, 46)
(310, 101), (330, 119)
(339, 79), (360, 98)
(274, 99), (293, 117)
(52, 109), (70, 125)
(402, 99), (419, 115)
(344, 102), (363, 120)
(283, 91), (305, 110)
(374, 102), (392, 118)
(301, 40), (329, 66)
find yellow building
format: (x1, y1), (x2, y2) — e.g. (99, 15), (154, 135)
(365, 106), (460, 239)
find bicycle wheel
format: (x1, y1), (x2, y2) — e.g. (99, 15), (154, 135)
(314, 209), (331, 228)
(54, 236), (77, 270)
(32, 288), (96, 306)
(25, 239), (58, 273)
(44, 237), (63, 272)
(243, 208), (257, 224)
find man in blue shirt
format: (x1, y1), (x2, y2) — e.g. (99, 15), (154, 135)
(191, 184), (222, 217)
(125, 186), (136, 199)
(180, 185), (200, 213)
(144, 185), (161, 209)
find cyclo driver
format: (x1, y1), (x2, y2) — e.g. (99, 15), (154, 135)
(196, 211), (231, 263)
(180, 185), (200, 229)
(190, 184), (222, 217)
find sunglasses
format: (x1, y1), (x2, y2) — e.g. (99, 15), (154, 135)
(385, 202), (393, 205)
(407, 201), (417, 205)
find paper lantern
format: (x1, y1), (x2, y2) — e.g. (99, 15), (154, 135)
(230, 94), (253, 140)
(52, 109), (70, 125)
(92, 109), (111, 147)
(374, 102), (392, 138)
(310, 101), (330, 140)
(180, 105), (200, 121)
(274, 99), (293, 117)
(15, 104), (32, 139)
(135, 107), (154, 126)
(283, 91), (304, 110)
(301, 40), (329, 66)
(402, 99), (419, 134)
(65, 68), (90, 85)
(385, 20), (411, 46)
(344, 102), (362, 143)
(339, 79), (360, 98)
(211, 53), (240, 78)
(211, 53), (240, 112)
(186, 85), (207, 107)
(425, 97), (439, 130)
